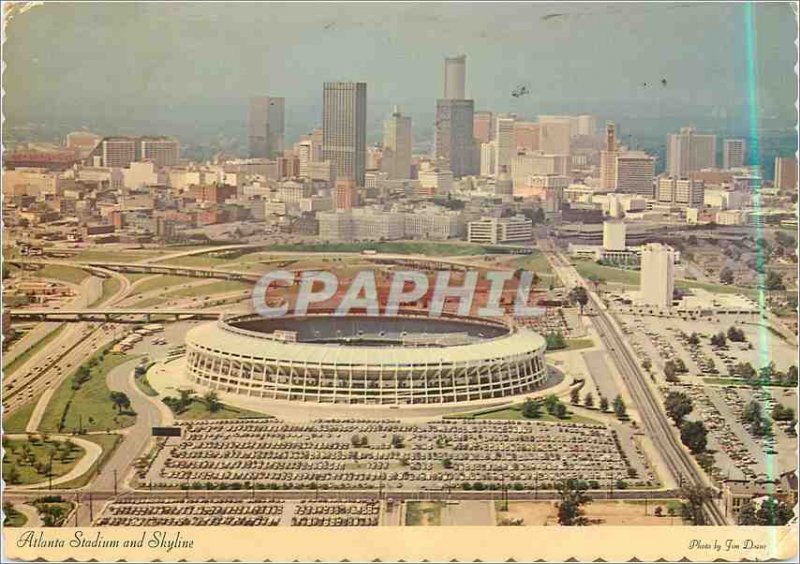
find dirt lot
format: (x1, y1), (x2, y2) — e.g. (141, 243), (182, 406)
(497, 500), (685, 526)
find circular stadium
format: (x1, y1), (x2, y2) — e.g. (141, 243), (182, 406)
(184, 312), (548, 405)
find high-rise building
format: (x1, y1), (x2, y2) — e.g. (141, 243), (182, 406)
(473, 111), (493, 144)
(774, 156), (798, 191)
(603, 220), (626, 251)
(101, 138), (137, 168)
(443, 55), (466, 100)
(141, 137), (180, 167)
(599, 122), (618, 191)
(494, 165), (514, 199)
(723, 139), (745, 170)
(666, 127), (716, 176)
(334, 178), (359, 210)
(656, 177), (704, 207)
(495, 118), (516, 176)
(381, 106), (412, 179)
(513, 122), (540, 152)
(537, 119), (571, 155)
(616, 151), (655, 196)
(249, 96), (285, 159)
(480, 142), (496, 177)
(323, 82), (367, 186)
(640, 243), (675, 309)
(576, 115), (596, 137)
(434, 55), (475, 177)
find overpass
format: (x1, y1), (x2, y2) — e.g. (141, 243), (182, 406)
(8, 308), (227, 323)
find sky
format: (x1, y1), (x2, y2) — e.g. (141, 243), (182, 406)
(3, 2), (798, 155)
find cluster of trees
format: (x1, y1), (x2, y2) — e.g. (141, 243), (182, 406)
(350, 434), (369, 448)
(109, 391), (132, 414)
(162, 389), (222, 415)
(741, 400), (773, 438)
(568, 286), (589, 315)
(556, 479), (592, 526)
(738, 497), (795, 526)
(521, 395), (569, 420)
(664, 358), (688, 383)
(597, 394), (627, 420)
(545, 332), (567, 351)
(32, 496), (71, 528)
(729, 362), (798, 387)
(726, 326), (747, 343)
(764, 270), (785, 291)
(663, 391), (707, 453)
(3, 437), (79, 485)
(710, 332), (727, 348)
(391, 434), (405, 449)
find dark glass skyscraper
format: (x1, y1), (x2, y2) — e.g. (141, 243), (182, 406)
(322, 82), (367, 186)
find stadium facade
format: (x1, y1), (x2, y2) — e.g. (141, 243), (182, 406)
(184, 313), (548, 405)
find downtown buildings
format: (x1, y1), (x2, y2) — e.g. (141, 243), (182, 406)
(434, 55), (477, 178)
(248, 96), (285, 159)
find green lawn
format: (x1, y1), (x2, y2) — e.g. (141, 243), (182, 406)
(163, 255), (235, 268)
(98, 277), (121, 304)
(39, 351), (137, 434)
(448, 403), (601, 425)
(2, 399), (38, 434)
(2, 437), (87, 486)
(134, 373), (159, 397)
(74, 250), (164, 262)
(573, 260), (640, 286)
(675, 279), (755, 297)
(270, 241), (485, 256)
(3, 504), (27, 527)
(172, 399), (269, 421)
(565, 338), (595, 351)
(123, 273), (152, 284)
(37, 264), (90, 285)
(164, 280), (250, 298)
(55, 433), (122, 489)
(3, 325), (66, 375)
(130, 274), (199, 295)
(32, 499), (74, 527)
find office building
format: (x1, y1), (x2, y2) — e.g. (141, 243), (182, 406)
(511, 153), (569, 191)
(723, 139), (746, 170)
(417, 167), (453, 198)
(616, 151), (655, 196)
(576, 115), (596, 136)
(473, 111), (493, 143)
(323, 82), (367, 186)
(537, 119), (571, 155)
(494, 165), (514, 199)
(666, 127), (716, 176)
(381, 106), (412, 179)
(140, 137), (179, 167)
(639, 243), (675, 309)
(495, 118), (516, 176)
(480, 142), (496, 177)
(435, 55), (475, 177)
(514, 122), (540, 152)
(774, 156), (798, 191)
(334, 177), (359, 210)
(603, 220), (626, 251)
(599, 122), (618, 190)
(249, 96), (285, 159)
(656, 177), (704, 207)
(467, 215), (532, 244)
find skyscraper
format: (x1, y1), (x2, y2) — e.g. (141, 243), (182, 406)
(381, 106), (412, 179)
(640, 244), (675, 310)
(323, 82), (367, 186)
(434, 55), (476, 177)
(249, 96), (285, 159)
(473, 111), (493, 144)
(666, 127), (716, 177)
(443, 55), (466, 100)
(723, 139), (745, 170)
(494, 118), (516, 176)
(774, 156), (798, 191)
(615, 151), (655, 196)
(599, 122), (618, 190)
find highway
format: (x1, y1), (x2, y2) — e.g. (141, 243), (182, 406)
(544, 248), (728, 525)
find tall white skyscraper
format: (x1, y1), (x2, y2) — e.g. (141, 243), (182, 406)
(434, 55), (475, 177)
(443, 55), (466, 100)
(381, 106), (412, 179)
(249, 96), (285, 159)
(723, 139), (745, 170)
(480, 141), (496, 177)
(323, 82), (367, 186)
(495, 118), (516, 176)
(666, 127), (716, 176)
(640, 243), (675, 309)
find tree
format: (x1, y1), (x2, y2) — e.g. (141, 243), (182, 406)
(570, 387), (581, 405)
(765, 270), (785, 291)
(613, 395), (627, 419)
(738, 501), (758, 525)
(710, 332), (727, 348)
(522, 399), (543, 419)
(545, 332), (567, 350)
(177, 388), (196, 411)
(641, 359), (652, 372)
(679, 484), (715, 525)
(772, 404), (795, 422)
(556, 479), (592, 526)
(664, 362), (679, 383)
(555, 403), (568, 419)
(569, 286), (589, 315)
(742, 400), (762, 424)
(756, 497), (795, 526)
(719, 266), (734, 285)
(109, 391), (131, 414)
(599, 396), (610, 413)
(687, 333), (701, 346)
(5, 465), (20, 485)
(391, 434), (405, 449)
(583, 392), (594, 409)
(202, 391), (221, 413)
(544, 394), (560, 415)
(664, 392), (693, 426)
(654, 505), (663, 517)
(727, 326), (746, 342)
(735, 362), (757, 381)
(680, 420), (708, 454)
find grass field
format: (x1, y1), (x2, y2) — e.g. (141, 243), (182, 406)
(39, 351), (137, 434)
(164, 255), (235, 268)
(37, 264), (90, 285)
(164, 280), (251, 298)
(130, 274), (199, 295)
(3, 325), (66, 375)
(122, 273), (152, 284)
(89, 277), (121, 307)
(55, 433), (122, 489)
(3, 504), (27, 527)
(2, 399), (38, 434)
(448, 403), (601, 424)
(573, 260), (640, 286)
(405, 501), (444, 526)
(565, 338), (596, 351)
(74, 250), (164, 262)
(134, 373), (159, 397)
(2, 437), (87, 486)
(172, 398), (269, 420)
(270, 241), (485, 256)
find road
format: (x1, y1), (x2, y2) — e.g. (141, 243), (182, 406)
(544, 248), (728, 525)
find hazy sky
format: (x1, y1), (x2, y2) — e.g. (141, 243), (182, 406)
(3, 2), (797, 148)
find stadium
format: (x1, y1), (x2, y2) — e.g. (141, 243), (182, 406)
(184, 312), (548, 405)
